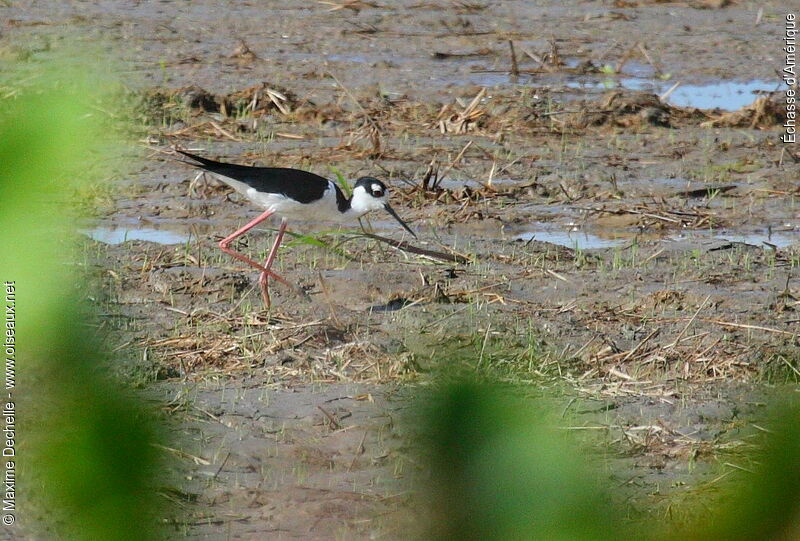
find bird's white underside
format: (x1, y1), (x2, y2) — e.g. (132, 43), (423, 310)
(248, 183), (347, 221)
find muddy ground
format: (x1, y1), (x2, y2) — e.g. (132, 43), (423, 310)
(4, 0), (799, 539)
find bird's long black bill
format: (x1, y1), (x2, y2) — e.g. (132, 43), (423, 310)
(384, 204), (417, 238)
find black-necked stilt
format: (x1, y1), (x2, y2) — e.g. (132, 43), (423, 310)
(177, 150), (416, 307)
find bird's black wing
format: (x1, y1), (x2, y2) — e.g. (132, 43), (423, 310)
(177, 150), (340, 205)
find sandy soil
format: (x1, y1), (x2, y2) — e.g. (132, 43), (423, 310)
(3, 0), (798, 539)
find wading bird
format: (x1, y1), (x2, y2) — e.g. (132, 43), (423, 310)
(177, 150), (416, 307)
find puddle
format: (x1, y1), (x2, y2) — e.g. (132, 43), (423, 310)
(665, 80), (779, 110)
(515, 227), (626, 250)
(672, 229), (799, 249)
(317, 48), (778, 112)
(564, 77), (779, 111)
(517, 224), (799, 251)
(466, 68), (778, 111)
(617, 176), (693, 192)
(327, 53), (371, 64)
(466, 71), (532, 88)
(81, 227), (191, 245)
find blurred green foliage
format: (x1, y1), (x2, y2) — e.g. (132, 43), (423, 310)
(423, 382), (622, 541)
(422, 379), (800, 541)
(685, 393), (800, 541)
(0, 54), (166, 539)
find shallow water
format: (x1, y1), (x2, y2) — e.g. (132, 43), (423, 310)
(672, 229), (800, 249)
(464, 66), (778, 111)
(515, 223), (799, 251)
(81, 227), (191, 245)
(566, 77), (779, 111)
(664, 80), (780, 110)
(514, 227), (626, 250)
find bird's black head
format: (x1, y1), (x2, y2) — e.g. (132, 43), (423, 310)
(354, 177), (387, 199)
(350, 176), (416, 238)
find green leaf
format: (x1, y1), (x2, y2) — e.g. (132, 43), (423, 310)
(328, 166), (352, 198)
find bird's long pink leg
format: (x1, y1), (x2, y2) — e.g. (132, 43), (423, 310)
(258, 218), (289, 306)
(218, 210), (293, 291)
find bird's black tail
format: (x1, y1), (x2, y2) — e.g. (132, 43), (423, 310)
(173, 150), (335, 204)
(176, 149), (226, 169)
(175, 149), (259, 180)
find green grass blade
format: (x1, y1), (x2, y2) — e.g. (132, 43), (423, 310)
(328, 166), (352, 198)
